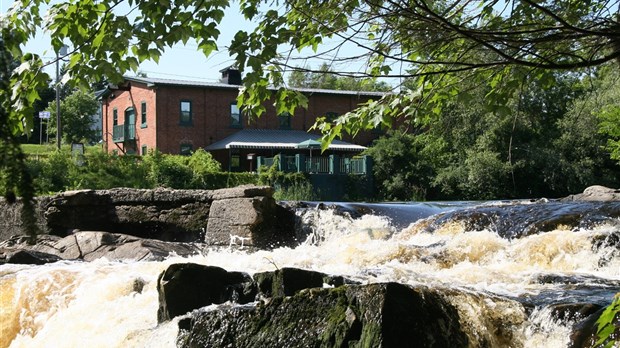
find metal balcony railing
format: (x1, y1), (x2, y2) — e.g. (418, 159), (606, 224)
(112, 124), (136, 143)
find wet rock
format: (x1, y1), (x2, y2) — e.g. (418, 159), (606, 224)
(4, 249), (63, 265)
(157, 263), (256, 323)
(179, 282), (469, 348)
(548, 303), (603, 322)
(426, 201), (620, 239)
(0, 231), (202, 264)
(568, 307), (606, 348)
(562, 185), (620, 202)
(253, 268), (328, 298)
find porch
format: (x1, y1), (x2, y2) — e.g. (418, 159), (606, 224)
(257, 154), (372, 175)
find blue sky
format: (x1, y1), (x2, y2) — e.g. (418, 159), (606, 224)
(1, 0), (376, 84)
(0, 0), (254, 82)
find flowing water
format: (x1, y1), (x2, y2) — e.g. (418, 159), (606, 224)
(0, 201), (618, 347)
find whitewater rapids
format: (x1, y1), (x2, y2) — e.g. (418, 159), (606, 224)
(1, 207), (618, 347)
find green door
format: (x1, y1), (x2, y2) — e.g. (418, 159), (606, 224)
(125, 108), (135, 140)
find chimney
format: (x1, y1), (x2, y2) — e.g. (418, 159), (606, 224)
(219, 66), (242, 85)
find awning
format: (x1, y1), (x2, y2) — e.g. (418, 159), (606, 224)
(205, 129), (367, 152)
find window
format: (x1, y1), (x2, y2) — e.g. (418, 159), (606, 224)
(141, 101), (147, 127)
(180, 143), (193, 155)
(180, 100), (192, 125)
(230, 155), (240, 169)
(113, 108), (118, 126)
(278, 112), (291, 129)
(141, 145), (147, 156)
(230, 102), (242, 128)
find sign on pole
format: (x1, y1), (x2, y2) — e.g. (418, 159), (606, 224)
(39, 111), (51, 119)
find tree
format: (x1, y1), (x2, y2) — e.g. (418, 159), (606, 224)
(47, 90), (99, 144)
(5, 0), (620, 141)
(364, 131), (437, 201)
(288, 63), (391, 91)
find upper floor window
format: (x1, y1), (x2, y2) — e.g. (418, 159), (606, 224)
(141, 101), (147, 127)
(230, 102), (242, 128)
(278, 112), (291, 129)
(113, 108), (118, 126)
(180, 100), (192, 126)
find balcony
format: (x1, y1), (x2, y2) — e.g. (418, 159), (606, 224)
(112, 124), (136, 143)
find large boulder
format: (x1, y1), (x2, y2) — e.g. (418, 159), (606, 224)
(205, 188), (296, 248)
(562, 185), (620, 202)
(178, 282), (469, 348)
(41, 188), (213, 241)
(157, 263), (256, 322)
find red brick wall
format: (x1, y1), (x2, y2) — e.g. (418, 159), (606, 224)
(101, 81), (384, 155)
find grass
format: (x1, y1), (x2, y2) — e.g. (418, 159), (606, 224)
(21, 143), (103, 156)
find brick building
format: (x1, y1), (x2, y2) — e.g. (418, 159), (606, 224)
(99, 68), (386, 171)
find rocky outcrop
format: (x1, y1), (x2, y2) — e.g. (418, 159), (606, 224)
(562, 185), (620, 202)
(155, 264), (469, 348)
(0, 185), (296, 248)
(0, 231), (203, 264)
(206, 194), (295, 248)
(157, 263), (257, 323)
(424, 200), (620, 239)
(179, 282), (469, 348)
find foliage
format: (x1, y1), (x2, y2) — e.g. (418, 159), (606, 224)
(595, 293), (620, 348)
(142, 149), (223, 189)
(599, 105), (620, 161)
(0, 37), (40, 242)
(343, 173), (374, 202)
(272, 181), (316, 201)
(257, 156), (314, 200)
(364, 68), (619, 201)
(4, 0), (620, 144)
(288, 63), (390, 92)
(47, 90), (100, 144)
(363, 131), (435, 201)
(24, 148), (260, 193)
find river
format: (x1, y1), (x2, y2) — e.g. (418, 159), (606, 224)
(0, 200), (618, 347)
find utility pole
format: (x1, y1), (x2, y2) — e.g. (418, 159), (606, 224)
(55, 45), (68, 150)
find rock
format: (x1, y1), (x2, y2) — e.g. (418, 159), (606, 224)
(253, 267), (328, 298)
(0, 185), (296, 248)
(548, 303), (603, 322)
(179, 282), (469, 348)
(0, 197), (48, 242)
(0, 231), (202, 264)
(205, 195), (296, 248)
(425, 200), (620, 239)
(4, 249), (63, 265)
(210, 185), (274, 200)
(42, 188), (213, 241)
(157, 263), (256, 323)
(568, 307), (606, 348)
(562, 185), (620, 202)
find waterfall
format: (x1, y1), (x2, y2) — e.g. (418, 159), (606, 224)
(1, 202), (618, 347)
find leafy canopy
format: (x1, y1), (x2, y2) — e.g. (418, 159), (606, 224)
(3, 0), (620, 141)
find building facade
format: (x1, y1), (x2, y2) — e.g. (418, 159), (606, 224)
(99, 69), (386, 170)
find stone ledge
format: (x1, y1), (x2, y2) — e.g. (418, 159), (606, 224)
(0, 185), (294, 248)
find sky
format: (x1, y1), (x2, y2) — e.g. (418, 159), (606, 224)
(0, 0), (375, 84)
